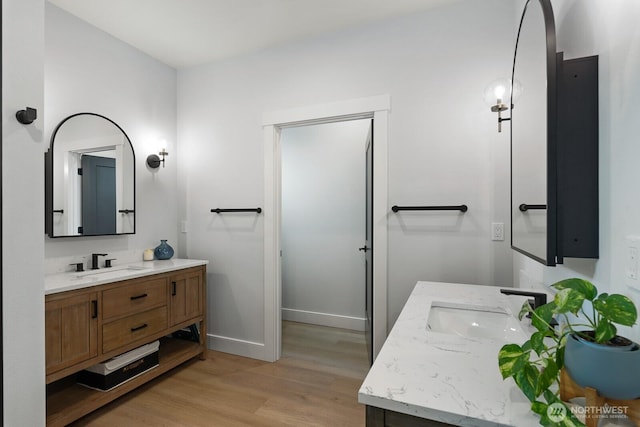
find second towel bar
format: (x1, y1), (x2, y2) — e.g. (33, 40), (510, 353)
(211, 208), (262, 214)
(392, 205), (468, 213)
(519, 204), (546, 212)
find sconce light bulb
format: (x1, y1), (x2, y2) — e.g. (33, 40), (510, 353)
(494, 85), (506, 100)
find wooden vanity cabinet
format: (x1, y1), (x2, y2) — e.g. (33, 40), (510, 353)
(45, 291), (98, 375)
(170, 268), (203, 327)
(45, 265), (206, 427)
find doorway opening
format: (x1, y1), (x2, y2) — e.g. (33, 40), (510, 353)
(280, 119), (371, 368)
(262, 95), (389, 363)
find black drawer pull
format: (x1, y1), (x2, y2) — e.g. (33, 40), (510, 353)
(130, 323), (148, 332)
(172, 281), (177, 296)
(91, 300), (98, 319)
(130, 293), (148, 301)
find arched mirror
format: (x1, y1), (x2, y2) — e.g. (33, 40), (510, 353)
(511, 0), (599, 266)
(45, 113), (136, 237)
(511, 0), (557, 265)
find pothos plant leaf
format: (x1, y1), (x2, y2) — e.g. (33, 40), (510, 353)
(518, 300), (533, 320)
(515, 363), (540, 402)
(532, 403), (583, 427)
(553, 288), (585, 315)
(551, 278), (598, 301)
(530, 401), (551, 425)
(555, 342), (565, 370)
(498, 343), (529, 379)
(536, 358), (559, 396)
(531, 302), (556, 332)
(530, 330), (552, 356)
(594, 293), (638, 327)
(543, 390), (585, 427)
(593, 318), (617, 343)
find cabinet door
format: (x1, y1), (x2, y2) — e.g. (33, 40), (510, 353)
(170, 269), (203, 326)
(45, 292), (98, 375)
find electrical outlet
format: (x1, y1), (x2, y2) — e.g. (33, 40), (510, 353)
(629, 246), (638, 280)
(626, 235), (640, 290)
(491, 222), (505, 241)
(180, 220), (188, 233)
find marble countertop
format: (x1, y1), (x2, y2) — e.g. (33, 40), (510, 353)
(358, 281), (540, 427)
(45, 258), (208, 295)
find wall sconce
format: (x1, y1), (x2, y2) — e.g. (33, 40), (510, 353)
(147, 148), (168, 168)
(484, 78), (522, 133)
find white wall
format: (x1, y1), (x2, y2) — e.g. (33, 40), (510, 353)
(2, 0), (46, 424)
(178, 0), (517, 356)
(515, 0), (640, 343)
(44, 4), (178, 271)
(281, 120), (369, 330)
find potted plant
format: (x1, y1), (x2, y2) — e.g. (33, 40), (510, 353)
(498, 278), (638, 426)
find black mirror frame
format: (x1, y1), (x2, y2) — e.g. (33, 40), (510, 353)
(510, 0), (558, 266)
(45, 112), (136, 238)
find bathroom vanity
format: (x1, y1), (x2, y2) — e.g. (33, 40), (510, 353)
(358, 282), (540, 427)
(44, 259), (207, 426)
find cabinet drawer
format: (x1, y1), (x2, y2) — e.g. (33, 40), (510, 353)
(102, 306), (168, 353)
(102, 277), (168, 321)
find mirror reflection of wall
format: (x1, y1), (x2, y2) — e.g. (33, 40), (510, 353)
(511, 0), (549, 260)
(47, 113), (135, 237)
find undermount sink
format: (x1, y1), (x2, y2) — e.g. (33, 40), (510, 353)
(427, 301), (524, 341)
(75, 265), (149, 279)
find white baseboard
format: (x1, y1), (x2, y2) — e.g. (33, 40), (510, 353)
(282, 307), (366, 331)
(207, 334), (270, 361)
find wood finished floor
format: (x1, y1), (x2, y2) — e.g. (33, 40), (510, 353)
(70, 321), (368, 426)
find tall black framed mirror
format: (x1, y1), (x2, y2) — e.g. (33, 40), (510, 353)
(511, 0), (557, 265)
(45, 113), (136, 237)
(511, 0), (599, 266)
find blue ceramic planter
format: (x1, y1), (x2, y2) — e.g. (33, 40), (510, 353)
(564, 333), (640, 400)
(153, 240), (174, 260)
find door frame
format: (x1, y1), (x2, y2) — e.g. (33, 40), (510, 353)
(262, 95), (389, 362)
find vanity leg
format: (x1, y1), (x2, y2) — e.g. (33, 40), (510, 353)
(366, 406), (385, 427)
(366, 405), (457, 427)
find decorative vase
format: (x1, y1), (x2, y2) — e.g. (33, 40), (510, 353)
(564, 332), (640, 400)
(153, 240), (174, 260)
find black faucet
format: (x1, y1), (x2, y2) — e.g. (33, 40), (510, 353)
(500, 288), (547, 310)
(91, 253), (108, 270)
(500, 289), (559, 326)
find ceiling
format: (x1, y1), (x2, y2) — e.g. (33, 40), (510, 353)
(48, 0), (460, 69)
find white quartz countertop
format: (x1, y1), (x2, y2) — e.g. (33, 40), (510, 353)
(358, 281), (540, 427)
(45, 258), (208, 295)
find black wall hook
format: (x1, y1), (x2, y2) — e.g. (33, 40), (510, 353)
(16, 107), (37, 125)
